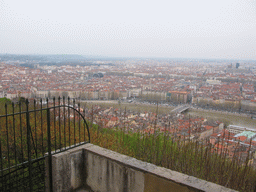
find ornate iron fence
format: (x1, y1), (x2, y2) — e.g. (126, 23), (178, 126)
(0, 97), (90, 192)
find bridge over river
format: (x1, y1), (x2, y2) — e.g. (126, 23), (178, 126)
(171, 105), (190, 114)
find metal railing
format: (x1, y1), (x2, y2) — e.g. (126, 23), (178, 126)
(0, 97), (90, 192)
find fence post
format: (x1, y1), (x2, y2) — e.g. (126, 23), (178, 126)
(47, 99), (53, 192)
(26, 99), (33, 192)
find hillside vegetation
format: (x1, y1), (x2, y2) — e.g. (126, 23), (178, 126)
(0, 98), (256, 191)
(90, 125), (256, 192)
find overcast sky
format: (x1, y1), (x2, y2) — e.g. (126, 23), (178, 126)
(1, 0), (256, 59)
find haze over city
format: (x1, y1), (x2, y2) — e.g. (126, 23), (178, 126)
(1, 0), (256, 59)
(2, 1), (256, 191)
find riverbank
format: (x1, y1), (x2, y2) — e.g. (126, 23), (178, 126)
(81, 100), (256, 129)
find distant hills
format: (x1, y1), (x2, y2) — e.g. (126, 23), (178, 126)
(0, 54), (119, 67)
(0, 54), (128, 63)
(0, 54), (89, 62)
(0, 54), (255, 64)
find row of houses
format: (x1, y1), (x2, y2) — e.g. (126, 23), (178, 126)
(1, 89), (191, 103)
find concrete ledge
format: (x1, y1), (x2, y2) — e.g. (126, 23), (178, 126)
(46, 143), (237, 192)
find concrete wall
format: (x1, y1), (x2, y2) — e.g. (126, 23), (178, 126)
(46, 144), (237, 192)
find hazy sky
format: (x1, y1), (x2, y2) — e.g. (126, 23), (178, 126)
(1, 0), (256, 59)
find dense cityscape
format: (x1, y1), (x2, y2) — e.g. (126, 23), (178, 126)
(2, 0), (256, 191)
(1, 55), (256, 167)
(1, 55), (256, 114)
